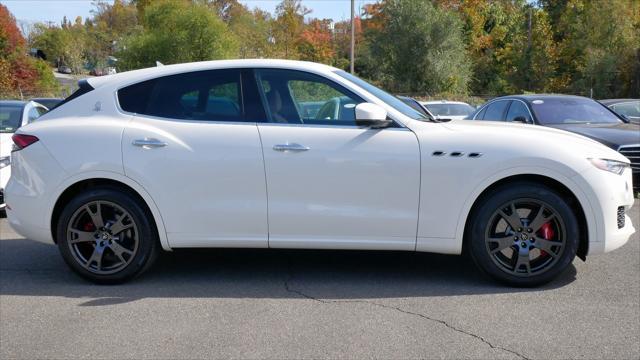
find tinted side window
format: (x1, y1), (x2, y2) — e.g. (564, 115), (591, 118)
(483, 101), (509, 121)
(255, 69), (364, 126)
(474, 106), (487, 120)
(505, 101), (531, 122)
(118, 79), (156, 114)
(118, 70), (244, 122)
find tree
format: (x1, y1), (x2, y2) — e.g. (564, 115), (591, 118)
(117, 0), (237, 70)
(210, 0), (275, 58)
(31, 22), (87, 73)
(1, 4), (58, 97)
(272, 0), (310, 58)
(549, 0), (640, 97)
(297, 19), (334, 63)
(366, 0), (471, 94)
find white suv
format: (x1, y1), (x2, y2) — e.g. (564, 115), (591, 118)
(5, 60), (636, 285)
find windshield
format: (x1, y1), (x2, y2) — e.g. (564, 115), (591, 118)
(425, 103), (475, 117)
(611, 101), (640, 119)
(0, 104), (23, 133)
(333, 70), (429, 121)
(531, 98), (622, 125)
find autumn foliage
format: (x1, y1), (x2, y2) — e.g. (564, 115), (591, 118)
(1, 4), (57, 97)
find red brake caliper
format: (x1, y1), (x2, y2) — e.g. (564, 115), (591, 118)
(538, 222), (555, 256)
(83, 222), (95, 232)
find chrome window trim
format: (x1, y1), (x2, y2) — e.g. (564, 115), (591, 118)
(113, 68), (409, 130)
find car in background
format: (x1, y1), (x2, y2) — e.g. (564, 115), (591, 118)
(30, 97), (63, 110)
(57, 65), (72, 74)
(468, 94), (640, 190)
(420, 100), (476, 121)
(397, 96), (436, 119)
(0, 100), (48, 211)
(600, 99), (640, 124)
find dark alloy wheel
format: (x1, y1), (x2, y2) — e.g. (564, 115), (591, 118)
(469, 182), (579, 287)
(66, 200), (139, 275)
(57, 187), (159, 284)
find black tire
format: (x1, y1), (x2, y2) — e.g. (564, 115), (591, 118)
(56, 186), (159, 284)
(468, 181), (579, 287)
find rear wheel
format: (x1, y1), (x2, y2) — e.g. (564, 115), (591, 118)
(468, 182), (579, 287)
(56, 187), (159, 284)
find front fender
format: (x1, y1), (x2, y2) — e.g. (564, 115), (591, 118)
(452, 166), (598, 253)
(417, 158), (598, 255)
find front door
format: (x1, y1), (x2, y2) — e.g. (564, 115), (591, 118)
(254, 69), (421, 250)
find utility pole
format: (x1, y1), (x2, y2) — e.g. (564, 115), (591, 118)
(350, 0), (355, 74)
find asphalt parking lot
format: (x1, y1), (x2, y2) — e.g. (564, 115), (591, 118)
(1, 202), (639, 360)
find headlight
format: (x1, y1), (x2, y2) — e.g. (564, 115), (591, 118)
(588, 158), (629, 175)
(0, 156), (9, 169)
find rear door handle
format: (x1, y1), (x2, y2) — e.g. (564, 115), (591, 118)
(132, 138), (167, 149)
(273, 143), (310, 152)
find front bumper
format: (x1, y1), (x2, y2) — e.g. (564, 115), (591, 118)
(574, 166), (636, 255)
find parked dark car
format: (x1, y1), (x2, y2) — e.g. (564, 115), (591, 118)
(599, 99), (640, 124)
(468, 94), (640, 190)
(30, 98), (63, 110)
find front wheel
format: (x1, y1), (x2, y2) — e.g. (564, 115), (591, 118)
(56, 187), (159, 284)
(468, 182), (579, 287)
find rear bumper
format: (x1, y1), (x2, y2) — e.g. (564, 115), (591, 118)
(5, 143), (67, 244)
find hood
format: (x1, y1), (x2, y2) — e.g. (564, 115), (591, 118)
(0, 133), (13, 157)
(436, 115), (468, 121)
(546, 122), (640, 150)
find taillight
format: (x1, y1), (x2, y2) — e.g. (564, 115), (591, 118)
(12, 134), (39, 151)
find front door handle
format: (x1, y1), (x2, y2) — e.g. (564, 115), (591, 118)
(132, 138), (167, 149)
(273, 143), (310, 152)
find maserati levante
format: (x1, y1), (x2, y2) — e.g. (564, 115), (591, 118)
(4, 60), (636, 286)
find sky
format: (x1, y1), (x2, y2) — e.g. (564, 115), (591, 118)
(1, 0), (377, 25)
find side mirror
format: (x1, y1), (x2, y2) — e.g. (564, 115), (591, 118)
(513, 116), (529, 123)
(355, 103), (392, 129)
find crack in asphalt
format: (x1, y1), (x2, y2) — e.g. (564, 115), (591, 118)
(283, 272), (531, 360)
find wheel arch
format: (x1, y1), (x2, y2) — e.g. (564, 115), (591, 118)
(459, 173), (592, 261)
(49, 172), (171, 251)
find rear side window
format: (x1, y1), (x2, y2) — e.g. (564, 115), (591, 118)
(473, 106), (487, 120)
(118, 79), (157, 114)
(118, 70), (245, 122)
(483, 100), (509, 121)
(505, 101), (532, 123)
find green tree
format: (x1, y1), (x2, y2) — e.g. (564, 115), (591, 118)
(272, 0), (310, 59)
(367, 0), (471, 94)
(117, 0), (237, 70)
(31, 22), (87, 73)
(210, 0), (275, 58)
(549, 0), (640, 97)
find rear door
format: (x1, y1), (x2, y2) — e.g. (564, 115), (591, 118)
(120, 69), (269, 248)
